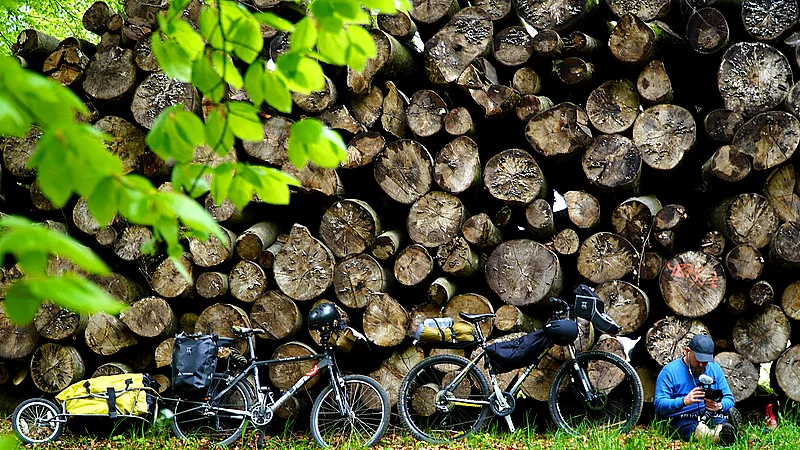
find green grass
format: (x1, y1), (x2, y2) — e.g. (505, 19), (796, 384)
(3, 409), (800, 450)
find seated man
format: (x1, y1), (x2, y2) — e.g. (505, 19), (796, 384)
(654, 334), (742, 445)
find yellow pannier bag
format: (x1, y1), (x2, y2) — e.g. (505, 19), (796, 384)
(55, 374), (154, 417)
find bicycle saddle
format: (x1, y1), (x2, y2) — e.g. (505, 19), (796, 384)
(459, 312), (496, 323)
(232, 326), (266, 337)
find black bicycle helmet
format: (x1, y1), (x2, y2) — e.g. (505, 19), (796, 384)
(544, 319), (579, 346)
(308, 302), (340, 331)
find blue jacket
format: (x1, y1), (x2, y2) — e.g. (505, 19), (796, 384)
(654, 357), (735, 418)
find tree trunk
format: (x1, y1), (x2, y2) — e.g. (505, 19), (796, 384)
(773, 345), (800, 401)
(374, 139), (433, 205)
(94, 116), (146, 174)
(577, 232), (639, 284)
(633, 104), (696, 171)
(334, 254), (389, 308)
(229, 260), (268, 303)
(427, 277), (456, 305)
(82, 46), (137, 100)
(195, 303), (252, 355)
(363, 293), (409, 347)
(564, 190), (601, 229)
(686, 7), (728, 55)
(151, 254), (194, 299)
(718, 42), (792, 117)
(586, 79), (639, 134)
(436, 236), (481, 278)
(407, 191), (467, 248)
(462, 213), (502, 251)
(350, 86), (384, 129)
(494, 304), (541, 333)
(423, 7), (492, 85)
(0, 304), (39, 359)
(85, 312), (137, 355)
(394, 244), (434, 286)
(525, 103), (592, 158)
(114, 225), (153, 261)
(319, 199), (381, 259)
(645, 316), (709, 366)
(483, 149), (546, 205)
(636, 365), (658, 403)
(732, 111), (800, 171)
(30, 343), (85, 393)
(595, 280), (650, 335)
(381, 81), (410, 138)
(434, 136), (481, 194)
(33, 302), (87, 341)
(154, 338), (174, 369)
(485, 239), (562, 307)
(724, 244), (763, 281)
(711, 193), (780, 249)
(92, 362), (133, 378)
(242, 116), (292, 165)
(131, 72), (199, 129)
(250, 291), (303, 341)
(733, 305), (791, 364)
(269, 341), (320, 391)
(91, 272), (146, 305)
(347, 29), (417, 94)
(566, 31), (602, 55)
(188, 226), (236, 267)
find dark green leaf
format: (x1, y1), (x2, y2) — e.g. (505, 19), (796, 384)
(276, 53), (325, 94)
(254, 12), (295, 32)
(226, 102), (263, 142)
(291, 17), (318, 51)
(205, 107), (235, 156)
(212, 52), (244, 89)
(146, 105), (206, 163)
(192, 56), (226, 103)
(4, 282), (42, 324)
(262, 70), (292, 114)
(87, 178), (119, 227)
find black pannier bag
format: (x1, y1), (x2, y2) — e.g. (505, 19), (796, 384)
(172, 332), (219, 397)
(485, 329), (552, 374)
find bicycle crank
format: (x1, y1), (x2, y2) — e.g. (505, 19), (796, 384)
(250, 404), (274, 426)
(489, 391), (515, 417)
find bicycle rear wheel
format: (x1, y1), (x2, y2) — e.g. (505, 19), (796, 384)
(548, 350), (643, 434)
(12, 398), (63, 444)
(398, 354), (490, 444)
(171, 375), (251, 446)
(310, 374), (390, 447)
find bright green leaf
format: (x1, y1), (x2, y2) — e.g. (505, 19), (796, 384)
(228, 176), (254, 210)
(291, 17), (318, 51)
(161, 192), (226, 244)
(167, 0), (193, 22)
(0, 433), (19, 450)
(205, 107), (235, 156)
(4, 282), (42, 324)
(212, 52), (244, 89)
(87, 178), (119, 227)
(244, 62), (265, 106)
(0, 94), (31, 137)
(33, 130), (74, 207)
(317, 29), (348, 65)
(170, 255), (193, 282)
(288, 118), (346, 169)
(346, 25), (377, 71)
(199, 5), (226, 50)
(252, 166), (299, 204)
(254, 12), (295, 32)
(151, 33), (195, 83)
(146, 106), (205, 163)
(262, 70), (292, 114)
(211, 165), (234, 202)
(29, 274), (126, 316)
(172, 163), (211, 198)
(361, 0), (397, 13)
(276, 54), (325, 94)
(167, 20), (205, 60)
(225, 102), (263, 142)
(192, 56), (226, 103)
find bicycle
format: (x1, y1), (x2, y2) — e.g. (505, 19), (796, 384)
(170, 303), (390, 448)
(397, 285), (644, 444)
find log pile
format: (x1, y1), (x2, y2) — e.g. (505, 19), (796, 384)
(1, 0), (800, 421)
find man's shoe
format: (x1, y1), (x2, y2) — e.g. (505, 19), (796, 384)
(718, 423), (737, 446)
(727, 406), (744, 431)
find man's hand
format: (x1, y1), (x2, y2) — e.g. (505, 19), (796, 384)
(683, 387), (705, 406)
(703, 398), (722, 411)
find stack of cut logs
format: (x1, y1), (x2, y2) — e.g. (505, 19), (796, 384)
(1, 0), (800, 421)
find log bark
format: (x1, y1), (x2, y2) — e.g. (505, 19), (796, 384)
(485, 239), (562, 307)
(85, 312), (137, 355)
(595, 280), (650, 335)
(273, 224), (336, 301)
(686, 7), (728, 55)
(702, 145), (751, 183)
(374, 139), (434, 204)
(732, 111), (800, 171)
(1, 126), (40, 177)
(94, 116), (146, 174)
(741, 0), (797, 41)
(119, 296), (177, 339)
(188, 226), (237, 267)
(242, 116), (292, 165)
(483, 148), (546, 205)
(12, 30), (59, 71)
(93, 362), (132, 378)
(710, 193), (779, 249)
(434, 136), (481, 194)
(770, 221), (800, 272)
(637, 60), (672, 104)
(381, 81), (410, 138)
(0, 304), (39, 359)
(718, 42), (792, 117)
(764, 164), (800, 223)
(196, 272), (229, 299)
(423, 7), (493, 85)
(350, 86), (384, 129)
(564, 190), (601, 229)
(258, 235), (287, 270)
(462, 213), (502, 251)
(660, 251), (726, 317)
(124, 0), (166, 26)
(645, 316), (709, 366)
(444, 293), (494, 338)
(525, 198), (555, 240)
(525, 103), (592, 158)
(724, 244), (763, 281)
(577, 232), (639, 284)
(774, 345), (800, 402)
(566, 31), (602, 55)
(633, 104), (696, 171)
(436, 236), (480, 278)
(82, 46), (137, 100)
(195, 303), (252, 355)
(411, 0), (459, 27)
(407, 191), (467, 248)
(363, 293), (409, 347)
(371, 229), (404, 261)
(377, 10), (418, 40)
(319, 199), (381, 259)
(582, 134), (642, 194)
(131, 72), (199, 129)
(91, 272), (145, 305)
(235, 221), (280, 261)
(733, 304), (791, 364)
(514, 0), (594, 32)
(33, 302), (87, 341)
(250, 291), (303, 341)
(151, 254), (194, 299)
(586, 79), (639, 134)
(494, 304), (541, 333)
(30, 344), (85, 393)
(348, 29), (417, 93)
(334, 254), (388, 308)
(493, 27), (533, 66)
(269, 341), (320, 391)
(611, 195), (661, 249)
(179, 313), (198, 334)
(636, 366), (658, 403)
(229, 260), (268, 303)
(394, 244), (434, 286)
(427, 277), (456, 305)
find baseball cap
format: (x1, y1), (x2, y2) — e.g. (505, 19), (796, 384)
(688, 334), (714, 362)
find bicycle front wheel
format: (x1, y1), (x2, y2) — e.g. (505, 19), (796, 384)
(12, 398), (63, 444)
(171, 375), (251, 446)
(310, 375), (390, 448)
(398, 354), (490, 444)
(549, 350), (643, 434)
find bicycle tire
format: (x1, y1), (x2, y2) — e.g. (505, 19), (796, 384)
(12, 398), (63, 444)
(310, 375), (390, 448)
(548, 350), (643, 434)
(398, 354), (490, 444)
(171, 374), (251, 446)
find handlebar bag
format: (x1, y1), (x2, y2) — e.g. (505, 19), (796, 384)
(172, 332), (219, 398)
(485, 329), (551, 374)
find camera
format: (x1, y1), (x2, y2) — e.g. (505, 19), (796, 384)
(698, 374), (723, 402)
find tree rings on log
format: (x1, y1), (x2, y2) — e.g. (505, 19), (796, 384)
(715, 352), (758, 402)
(273, 224), (335, 301)
(1, 126), (40, 177)
(407, 90), (448, 137)
(350, 86), (383, 129)
(641, 250), (664, 281)
(94, 116), (146, 174)
(718, 42), (791, 117)
(660, 251), (725, 317)
(395, 244), (434, 286)
(291, 75), (337, 113)
(82, 46), (136, 100)
(423, 7), (493, 85)
(733, 304), (791, 364)
(552, 228), (580, 256)
(774, 345), (800, 401)
(242, 116), (292, 165)
(564, 190), (601, 229)
(131, 72), (199, 129)
(444, 293), (494, 339)
(0, 303), (39, 359)
(586, 79), (639, 134)
(732, 111), (800, 170)
(235, 221), (279, 261)
(703, 145), (751, 183)
(374, 139), (434, 204)
(319, 199), (381, 259)
(704, 109), (744, 143)
(577, 232), (638, 284)
(764, 164), (800, 223)
(520, 353), (562, 401)
(91, 272), (146, 305)
(645, 316), (709, 367)
(93, 362), (133, 378)
(188, 227), (236, 267)
(334, 254), (387, 308)
(434, 136), (481, 194)
(711, 193), (779, 248)
(724, 244), (763, 281)
(493, 27), (533, 67)
(363, 293), (409, 347)
(595, 280), (649, 336)
(484, 149), (546, 205)
(749, 280), (774, 306)
(34, 302), (87, 341)
(345, 132), (384, 169)
(686, 8), (728, 55)
(486, 239), (562, 307)
(195, 303), (251, 355)
(152, 254), (194, 298)
(30, 343), (85, 393)
(741, 0), (797, 41)
(155, 338), (174, 368)
(770, 221), (800, 271)
(444, 107), (474, 136)
(781, 281), (800, 320)
(633, 104), (696, 170)
(229, 260), (268, 303)
(515, 0), (592, 32)
(120, 296), (176, 339)
(494, 304), (541, 333)
(637, 59), (672, 104)
(85, 312), (137, 355)
(407, 191), (466, 248)
(525, 103), (592, 158)
(269, 341), (319, 391)
(250, 291), (302, 341)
